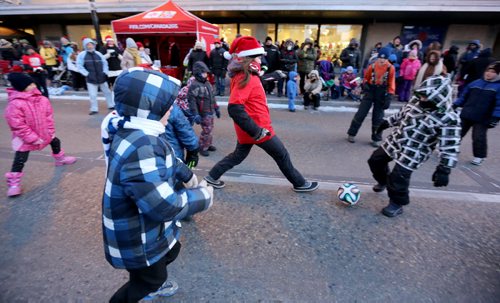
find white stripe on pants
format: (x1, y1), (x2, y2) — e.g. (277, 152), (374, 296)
(87, 82), (115, 112)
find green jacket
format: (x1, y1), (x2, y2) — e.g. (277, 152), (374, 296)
(297, 47), (317, 73)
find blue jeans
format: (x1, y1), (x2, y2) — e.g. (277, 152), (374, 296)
(215, 75), (225, 95)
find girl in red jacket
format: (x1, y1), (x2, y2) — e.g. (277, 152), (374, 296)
(203, 36), (319, 192)
(4, 72), (77, 197)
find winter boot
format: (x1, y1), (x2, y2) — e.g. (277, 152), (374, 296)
(5, 172), (23, 197)
(52, 149), (77, 166)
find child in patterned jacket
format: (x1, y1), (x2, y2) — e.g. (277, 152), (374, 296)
(368, 75), (461, 217)
(101, 68), (214, 302)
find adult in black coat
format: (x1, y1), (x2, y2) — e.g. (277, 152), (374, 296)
(277, 39), (298, 97)
(263, 36), (281, 94)
(463, 48), (496, 85)
(209, 40), (229, 96)
(187, 41), (209, 73)
(443, 45), (459, 77)
(340, 38), (361, 70)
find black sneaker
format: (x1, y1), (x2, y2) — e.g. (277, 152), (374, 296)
(381, 202), (403, 217)
(204, 175), (225, 189)
(372, 183), (386, 192)
(200, 150), (209, 157)
(89, 111), (98, 115)
(293, 181), (319, 192)
(208, 146), (217, 152)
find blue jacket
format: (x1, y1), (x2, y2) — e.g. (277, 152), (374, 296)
(165, 104), (199, 160)
(287, 71), (298, 100)
(454, 78), (500, 123)
(77, 38), (108, 84)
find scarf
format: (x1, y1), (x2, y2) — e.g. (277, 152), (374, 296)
(101, 111), (165, 168)
(126, 47), (142, 66)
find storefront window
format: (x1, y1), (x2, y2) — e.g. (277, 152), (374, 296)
(240, 23), (275, 43)
(319, 24), (362, 61)
(216, 23), (237, 45)
(66, 25), (113, 49)
(277, 24), (319, 47)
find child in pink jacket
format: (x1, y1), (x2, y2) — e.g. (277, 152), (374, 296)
(4, 72), (77, 197)
(399, 50), (421, 101)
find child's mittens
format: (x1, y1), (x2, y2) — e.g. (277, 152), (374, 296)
(199, 180), (214, 209)
(183, 173), (199, 188)
(432, 165), (450, 187)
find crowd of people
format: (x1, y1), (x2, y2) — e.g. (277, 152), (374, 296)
(1, 32), (499, 302)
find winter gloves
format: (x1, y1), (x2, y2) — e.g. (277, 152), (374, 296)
(185, 148), (199, 168)
(183, 173), (199, 188)
(488, 117), (499, 128)
(193, 115), (202, 125)
(432, 165), (451, 187)
(254, 127), (271, 141)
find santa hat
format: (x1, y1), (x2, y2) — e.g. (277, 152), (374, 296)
(226, 36), (266, 58)
(136, 42), (144, 49)
(105, 35), (114, 42)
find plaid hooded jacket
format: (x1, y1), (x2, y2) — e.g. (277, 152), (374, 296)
(102, 68), (211, 270)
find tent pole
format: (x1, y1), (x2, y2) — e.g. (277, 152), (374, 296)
(89, 0), (103, 49)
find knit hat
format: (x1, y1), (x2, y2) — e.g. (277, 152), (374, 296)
(409, 50), (418, 58)
(228, 36), (266, 58)
(265, 36), (272, 42)
(105, 35), (114, 42)
(60, 37), (70, 45)
(8, 72), (35, 92)
(378, 47), (391, 59)
(346, 66), (354, 72)
(485, 61), (500, 74)
(114, 68), (181, 121)
(194, 41), (204, 50)
(136, 42), (144, 49)
(126, 37), (137, 48)
(304, 38), (313, 46)
(388, 54), (398, 63)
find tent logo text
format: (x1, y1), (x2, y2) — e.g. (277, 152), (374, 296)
(129, 24), (179, 30)
(143, 11), (177, 19)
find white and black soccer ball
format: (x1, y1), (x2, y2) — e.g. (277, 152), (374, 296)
(337, 183), (361, 206)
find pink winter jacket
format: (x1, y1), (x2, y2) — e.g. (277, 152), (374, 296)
(5, 88), (56, 152)
(400, 58), (422, 81)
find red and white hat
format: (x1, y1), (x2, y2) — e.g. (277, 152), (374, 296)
(105, 35), (114, 42)
(227, 36), (266, 58)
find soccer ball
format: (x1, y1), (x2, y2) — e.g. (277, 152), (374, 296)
(337, 183), (361, 206)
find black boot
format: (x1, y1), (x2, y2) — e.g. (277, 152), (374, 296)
(381, 202), (403, 217)
(372, 183), (386, 192)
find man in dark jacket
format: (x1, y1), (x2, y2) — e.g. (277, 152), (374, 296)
(187, 41), (209, 73)
(385, 36), (403, 65)
(209, 39), (228, 96)
(340, 38), (362, 70)
(188, 62), (220, 156)
(263, 36), (281, 94)
(443, 45), (459, 78)
(77, 38), (114, 115)
(277, 39), (298, 97)
(462, 48), (496, 85)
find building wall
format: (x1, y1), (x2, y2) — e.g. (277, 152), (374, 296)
(37, 24), (64, 42)
(443, 24), (497, 52)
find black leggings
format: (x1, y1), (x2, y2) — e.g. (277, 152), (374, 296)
(11, 137), (61, 172)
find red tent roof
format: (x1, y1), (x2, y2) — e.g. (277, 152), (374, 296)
(111, 0), (218, 36)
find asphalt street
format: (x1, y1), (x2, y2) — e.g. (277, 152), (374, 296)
(0, 96), (499, 302)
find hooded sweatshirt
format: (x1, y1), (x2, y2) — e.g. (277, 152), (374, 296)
(187, 61), (217, 116)
(304, 70), (322, 95)
(121, 38), (141, 70)
(76, 38), (108, 84)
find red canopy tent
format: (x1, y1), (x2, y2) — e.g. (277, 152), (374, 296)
(111, 0), (219, 79)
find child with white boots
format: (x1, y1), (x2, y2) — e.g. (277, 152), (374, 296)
(4, 72), (77, 197)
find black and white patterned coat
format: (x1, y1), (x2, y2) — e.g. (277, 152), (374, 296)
(381, 76), (461, 171)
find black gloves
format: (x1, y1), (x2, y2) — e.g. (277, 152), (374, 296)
(432, 165), (451, 187)
(488, 117), (499, 129)
(376, 119), (390, 134)
(185, 148), (199, 168)
(215, 107), (221, 119)
(254, 128), (271, 141)
(193, 115), (202, 125)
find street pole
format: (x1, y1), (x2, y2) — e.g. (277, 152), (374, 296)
(89, 0), (103, 50)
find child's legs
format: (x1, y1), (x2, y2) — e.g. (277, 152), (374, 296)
(99, 82), (115, 108)
(199, 115), (214, 151)
(109, 242), (181, 303)
(49, 137), (61, 155)
(208, 142), (253, 179)
(303, 93), (311, 106)
(367, 147), (392, 185)
(347, 91), (373, 137)
(258, 136), (306, 187)
(312, 93), (320, 108)
(86, 83), (99, 112)
(387, 164), (413, 206)
(288, 97), (296, 110)
(471, 123), (488, 158)
(11, 151), (30, 173)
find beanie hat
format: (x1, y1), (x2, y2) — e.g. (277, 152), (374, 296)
(114, 68), (181, 121)
(388, 54), (398, 63)
(194, 41), (204, 49)
(105, 35), (114, 42)
(265, 36), (272, 42)
(409, 49), (418, 58)
(8, 72), (35, 92)
(136, 42), (144, 49)
(228, 36), (266, 58)
(486, 61), (500, 74)
(214, 39), (221, 44)
(126, 37), (137, 48)
(378, 47), (391, 59)
(304, 38), (313, 45)
(346, 66), (354, 72)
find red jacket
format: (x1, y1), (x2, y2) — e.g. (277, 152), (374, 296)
(363, 61), (396, 94)
(22, 53), (45, 71)
(228, 73), (275, 144)
(5, 87), (55, 151)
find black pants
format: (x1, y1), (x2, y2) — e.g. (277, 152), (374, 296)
(30, 72), (49, 98)
(208, 135), (306, 187)
(71, 71), (86, 91)
(46, 64), (57, 81)
(347, 86), (387, 142)
(11, 137), (61, 172)
(110, 242), (181, 303)
(368, 147), (413, 206)
(108, 76), (118, 88)
(299, 71), (307, 94)
(461, 118), (488, 158)
(303, 93), (320, 108)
